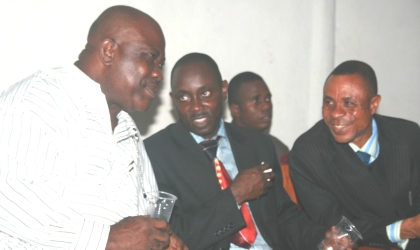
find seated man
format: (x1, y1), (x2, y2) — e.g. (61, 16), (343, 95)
(145, 53), (332, 249)
(289, 60), (420, 249)
(228, 71), (289, 161)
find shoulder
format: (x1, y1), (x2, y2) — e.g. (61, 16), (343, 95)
(0, 66), (86, 128)
(374, 114), (420, 145)
(375, 114), (419, 131)
(292, 120), (329, 149)
(225, 122), (272, 145)
(144, 123), (182, 151)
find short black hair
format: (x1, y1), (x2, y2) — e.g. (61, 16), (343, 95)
(228, 71), (264, 105)
(328, 60), (378, 96)
(171, 52), (222, 89)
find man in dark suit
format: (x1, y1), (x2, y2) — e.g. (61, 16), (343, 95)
(144, 53), (330, 249)
(228, 71), (289, 161)
(289, 60), (420, 249)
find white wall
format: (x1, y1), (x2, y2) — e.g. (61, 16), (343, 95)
(335, 0), (420, 125)
(1, 0), (419, 148)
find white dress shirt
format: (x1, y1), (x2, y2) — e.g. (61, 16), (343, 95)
(0, 65), (158, 249)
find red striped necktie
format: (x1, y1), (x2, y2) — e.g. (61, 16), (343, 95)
(199, 137), (257, 249)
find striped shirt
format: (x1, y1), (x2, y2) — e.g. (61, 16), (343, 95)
(0, 65), (158, 249)
(349, 119), (407, 249)
(348, 118), (380, 163)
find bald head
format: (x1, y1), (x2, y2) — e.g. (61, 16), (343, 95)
(75, 5), (166, 124)
(77, 6), (164, 66)
(86, 6), (160, 48)
(170, 53), (222, 90)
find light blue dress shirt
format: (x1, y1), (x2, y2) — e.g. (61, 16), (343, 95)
(190, 120), (272, 250)
(348, 119), (407, 249)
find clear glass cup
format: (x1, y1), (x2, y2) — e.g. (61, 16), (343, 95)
(145, 191), (177, 222)
(318, 216), (363, 250)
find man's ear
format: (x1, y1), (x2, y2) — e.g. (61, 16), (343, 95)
(370, 94), (381, 114)
(221, 80), (228, 101)
(230, 103), (240, 119)
(99, 39), (117, 66)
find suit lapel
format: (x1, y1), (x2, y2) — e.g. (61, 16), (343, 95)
(225, 124), (255, 172)
(225, 124), (278, 247)
(169, 122), (223, 200)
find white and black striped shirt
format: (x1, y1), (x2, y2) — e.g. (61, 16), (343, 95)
(0, 65), (158, 249)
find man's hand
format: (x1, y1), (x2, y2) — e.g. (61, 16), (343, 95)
(106, 216), (171, 250)
(400, 213), (420, 239)
(165, 233), (189, 250)
(230, 163), (275, 204)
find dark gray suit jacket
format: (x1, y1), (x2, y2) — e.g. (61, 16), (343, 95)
(289, 114), (420, 249)
(145, 121), (326, 250)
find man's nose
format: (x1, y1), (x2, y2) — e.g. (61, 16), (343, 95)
(261, 100), (272, 111)
(191, 97), (204, 111)
(330, 104), (345, 118)
(151, 65), (163, 83)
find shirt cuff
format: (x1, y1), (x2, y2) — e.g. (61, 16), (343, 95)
(386, 220), (409, 249)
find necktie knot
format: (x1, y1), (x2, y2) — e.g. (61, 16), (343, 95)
(356, 151), (370, 165)
(199, 137), (221, 161)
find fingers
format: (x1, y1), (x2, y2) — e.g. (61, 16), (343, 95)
(166, 233), (189, 250)
(153, 218), (172, 235)
(260, 163), (275, 181)
(149, 219), (171, 249)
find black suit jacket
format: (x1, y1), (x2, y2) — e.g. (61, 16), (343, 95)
(145, 121), (327, 250)
(289, 114), (420, 249)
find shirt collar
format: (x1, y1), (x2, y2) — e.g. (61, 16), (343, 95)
(190, 119), (226, 144)
(113, 111), (140, 143)
(349, 118), (379, 158)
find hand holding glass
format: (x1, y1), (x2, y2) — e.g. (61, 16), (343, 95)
(318, 216), (363, 250)
(146, 191), (177, 222)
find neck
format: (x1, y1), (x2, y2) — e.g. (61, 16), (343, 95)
(108, 104), (122, 132)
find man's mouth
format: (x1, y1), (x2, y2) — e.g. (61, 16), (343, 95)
(194, 117), (207, 124)
(145, 82), (159, 99)
(329, 122), (351, 134)
(190, 112), (211, 126)
(260, 115), (271, 121)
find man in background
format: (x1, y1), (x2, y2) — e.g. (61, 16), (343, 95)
(0, 5), (186, 250)
(227, 72), (298, 205)
(289, 60), (420, 249)
(228, 71), (288, 160)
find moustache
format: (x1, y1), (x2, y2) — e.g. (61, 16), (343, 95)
(189, 111), (210, 120)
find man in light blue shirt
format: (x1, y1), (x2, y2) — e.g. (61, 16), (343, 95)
(290, 60), (420, 249)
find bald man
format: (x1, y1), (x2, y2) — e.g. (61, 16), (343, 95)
(0, 6), (186, 250)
